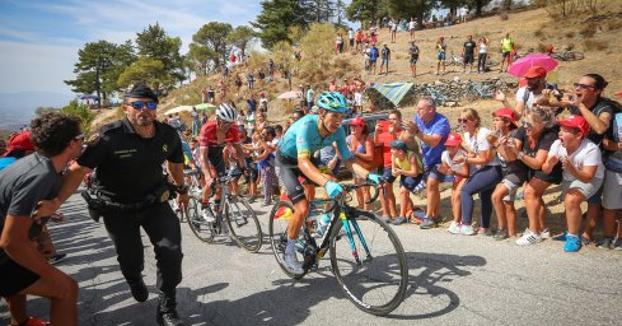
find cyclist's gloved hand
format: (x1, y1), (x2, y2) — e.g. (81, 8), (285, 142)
(367, 173), (381, 185)
(324, 180), (344, 199)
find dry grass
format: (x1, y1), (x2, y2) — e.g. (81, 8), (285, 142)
(579, 25), (597, 38)
(565, 31), (576, 38)
(583, 39), (608, 51)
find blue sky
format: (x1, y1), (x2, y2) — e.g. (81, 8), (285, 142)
(0, 0), (262, 95)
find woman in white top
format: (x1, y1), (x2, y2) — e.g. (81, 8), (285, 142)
(542, 115), (604, 252)
(477, 37), (488, 74)
(455, 108), (503, 235)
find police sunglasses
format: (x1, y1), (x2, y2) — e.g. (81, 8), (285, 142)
(128, 100), (158, 111)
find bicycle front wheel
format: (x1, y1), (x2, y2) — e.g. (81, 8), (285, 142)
(186, 197), (216, 243)
(330, 210), (408, 316)
(225, 196), (263, 252)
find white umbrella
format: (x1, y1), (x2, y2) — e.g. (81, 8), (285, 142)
(164, 105), (194, 115)
(277, 90), (301, 100)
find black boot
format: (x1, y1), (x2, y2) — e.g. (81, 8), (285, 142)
(156, 296), (186, 326)
(127, 278), (148, 302)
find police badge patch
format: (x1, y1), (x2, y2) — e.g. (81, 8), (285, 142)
(86, 133), (101, 146)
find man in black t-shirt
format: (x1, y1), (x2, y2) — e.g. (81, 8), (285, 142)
(379, 43), (391, 75)
(409, 41), (420, 78)
(462, 35), (477, 74)
(44, 84), (190, 326)
(0, 112), (83, 326)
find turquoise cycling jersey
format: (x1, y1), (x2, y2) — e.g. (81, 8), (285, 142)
(278, 114), (353, 161)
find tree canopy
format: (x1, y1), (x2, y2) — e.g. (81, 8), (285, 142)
(252, 0), (307, 48)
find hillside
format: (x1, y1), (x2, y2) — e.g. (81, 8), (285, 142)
(150, 2), (622, 126)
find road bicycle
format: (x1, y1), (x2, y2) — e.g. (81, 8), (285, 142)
(268, 181), (409, 316)
(552, 51), (584, 61)
(170, 169), (203, 223)
(186, 168), (263, 253)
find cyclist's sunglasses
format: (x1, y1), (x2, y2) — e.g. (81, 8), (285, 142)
(128, 100), (158, 111)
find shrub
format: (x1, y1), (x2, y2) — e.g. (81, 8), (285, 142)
(565, 31), (576, 38)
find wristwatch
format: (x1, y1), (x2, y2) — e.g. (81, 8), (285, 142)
(517, 151), (525, 160)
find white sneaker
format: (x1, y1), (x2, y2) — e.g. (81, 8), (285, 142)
(282, 251), (304, 275)
(201, 208), (216, 223)
(540, 228), (551, 239)
(460, 224), (475, 235)
(447, 221), (462, 234)
(516, 229), (541, 246)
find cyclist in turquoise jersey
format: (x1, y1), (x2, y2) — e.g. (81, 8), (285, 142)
(276, 91), (381, 274)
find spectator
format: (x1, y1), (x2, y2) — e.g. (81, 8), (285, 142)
(256, 127), (277, 205)
(457, 108), (503, 235)
(390, 140), (423, 225)
(306, 85), (315, 112)
(247, 94), (257, 114)
(565, 74), (616, 244)
(436, 37), (447, 75)
(207, 86), (216, 103)
(410, 98), (451, 228)
(369, 44), (379, 75)
(409, 17), (416, 40)
(542, 115), (604, 252)
(336, 33), (344, 54)
(167, 114), (182, 131)
(268, 59), (275, 81)
(234, 75), (243, 93)
(191, 107), (200, 136)
(246, 72), (255, 89)
(409, 41), (420, 78)
(259, 92), (269, 113)
(477, 36), (489, 74)
(496, 66), (549, 118)
(490, 108), (525, 239)
(245, 106), (256, 134)
(255, 111), (267, 132)
(500, 33), (515, 73)
(441, 133), (470, 234)
(355, 29), (364, 52)
(379, 43), (391, 75)
(363, 43), (371, 72)
(328, 79), (338, 92)
(374, 110), (402, 223)
(462, 35), (476, 74)
(598, 104), (622, 250)
(201, 87), (209, 103)
(347, 118), (374, 210)
(0, 112), (82, 326)
(274, 125), (283, 144)
(390, 19), (397, 43)
(348, 28), (355, 51)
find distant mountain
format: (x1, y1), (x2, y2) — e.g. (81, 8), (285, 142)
(0, 91), (73, 130)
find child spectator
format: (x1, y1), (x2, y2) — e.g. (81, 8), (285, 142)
(542, 115), (604, 252)
(441, 133), (470, 234)
(256, 127), (278, 206)
(390, 140), (423, 225)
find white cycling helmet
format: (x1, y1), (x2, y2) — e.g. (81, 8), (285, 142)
(216, 103), (237, 122)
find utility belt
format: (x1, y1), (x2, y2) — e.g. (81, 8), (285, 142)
(81, 182), (177, 221)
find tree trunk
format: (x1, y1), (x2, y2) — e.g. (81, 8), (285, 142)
(476, 0), (483, 16)
(95, 68), (102, 108)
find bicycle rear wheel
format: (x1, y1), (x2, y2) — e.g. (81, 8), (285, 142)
(268, 200), (306, 279)
(187, 197), (216, 243)
(330, 210), (408, 316)
(225, 196), (263, 252)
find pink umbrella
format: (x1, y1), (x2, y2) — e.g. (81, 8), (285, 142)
(508, 53), (559, 78)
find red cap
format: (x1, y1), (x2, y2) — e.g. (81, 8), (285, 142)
(444, 132), (462, 147)
(558, 115), (590, 136)
(523, 66), (547, 79)
(493, 108), (518, 126)
(4, 131), (34, 156)
(349, 117), (365, 127)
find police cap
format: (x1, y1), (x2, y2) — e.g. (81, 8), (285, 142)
(125, 84), (158, 103)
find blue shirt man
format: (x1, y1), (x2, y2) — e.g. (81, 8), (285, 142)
(412, 100), (450, 169)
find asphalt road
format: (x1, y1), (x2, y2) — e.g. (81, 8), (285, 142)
(2, 192), (621, 326)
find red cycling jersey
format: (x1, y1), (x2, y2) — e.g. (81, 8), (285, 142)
(199, 120), (241, 147)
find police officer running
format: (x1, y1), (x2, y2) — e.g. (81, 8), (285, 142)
(45, 84), (190, 326)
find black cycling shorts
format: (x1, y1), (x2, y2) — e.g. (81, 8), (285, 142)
(0, 252), (40, 296)
(276, 152), (308, 204)
(207, 145), (227, 177)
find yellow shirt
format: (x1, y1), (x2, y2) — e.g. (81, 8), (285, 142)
(394, 152), (412, 171)
(501, 37), (514, 53)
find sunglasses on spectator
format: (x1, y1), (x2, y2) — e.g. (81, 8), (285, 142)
(128, 101), (158, 111)
(573, 83), (595, 90)
(457, 118), (472, 123)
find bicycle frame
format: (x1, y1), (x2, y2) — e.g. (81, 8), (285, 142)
(299, 184), (378, 271)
